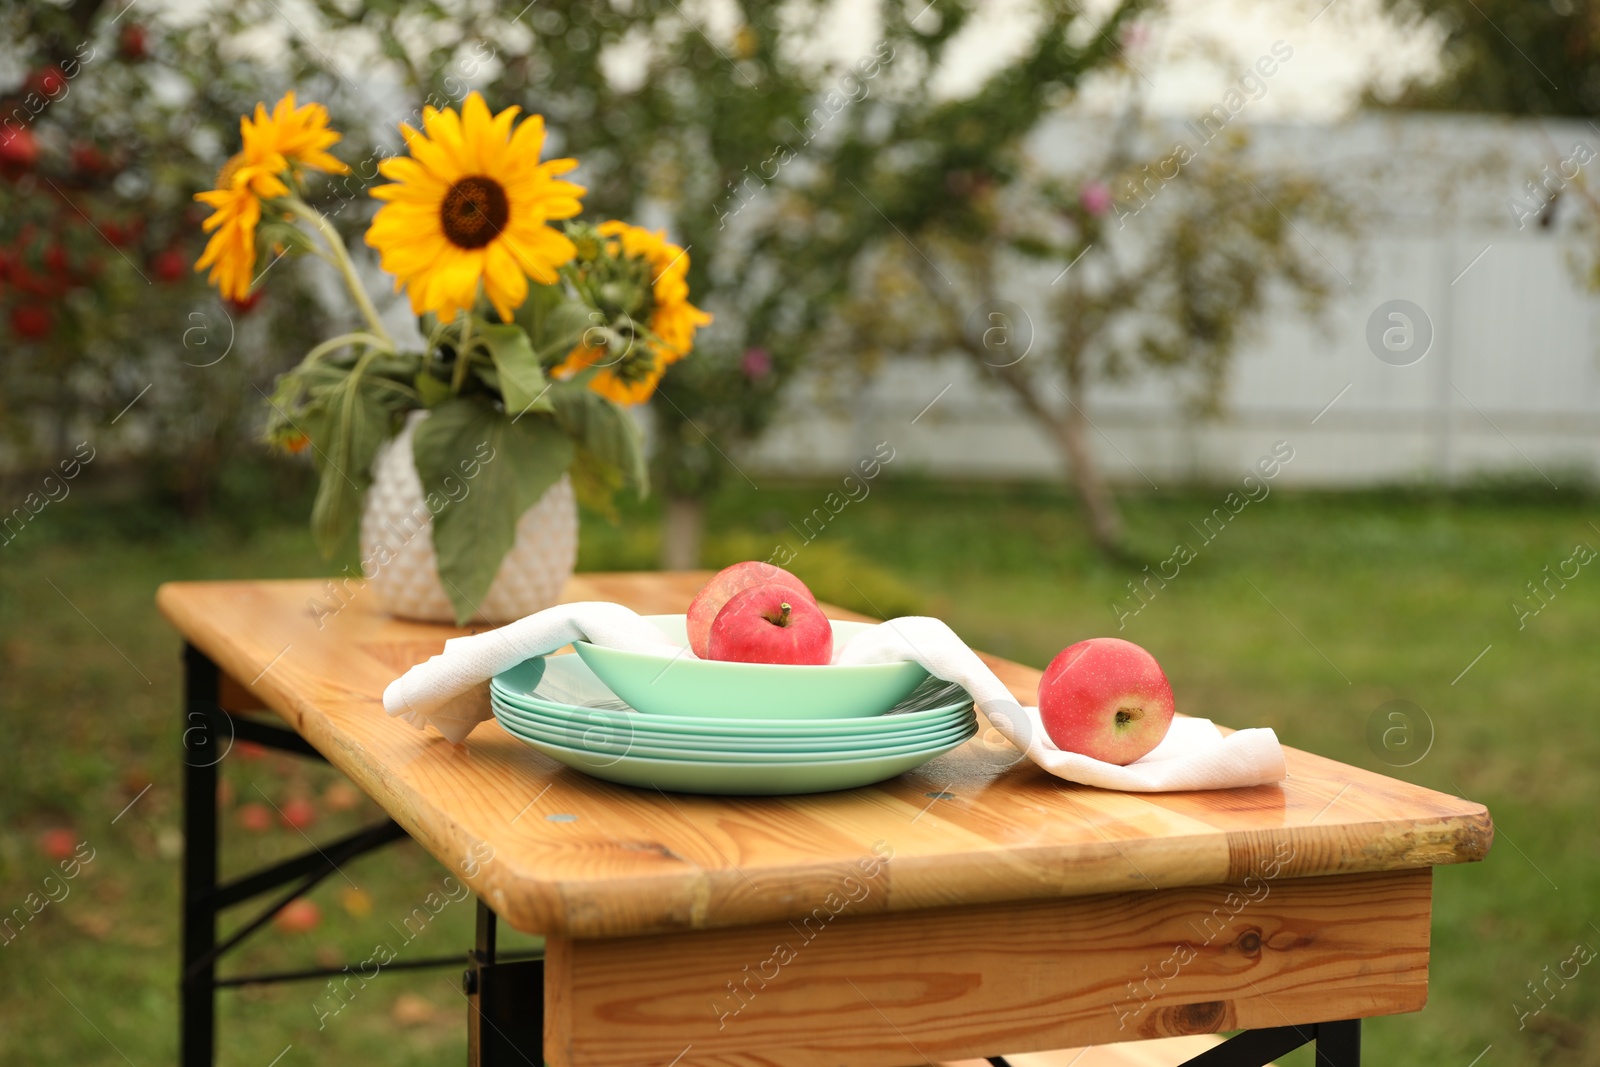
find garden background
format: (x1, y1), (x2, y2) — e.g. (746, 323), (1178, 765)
(2, 0), (1598, 1064)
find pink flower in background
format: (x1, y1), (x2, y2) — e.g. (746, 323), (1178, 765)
(1079, 181), (1113, 216)
(740, 347), (772, 379)
(1121, 22), (1150, 51)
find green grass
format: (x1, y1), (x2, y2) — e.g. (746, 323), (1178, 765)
(2, 474), (1597, 1064)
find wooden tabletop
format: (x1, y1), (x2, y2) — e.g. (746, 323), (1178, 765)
(157, 575), (1492, 939)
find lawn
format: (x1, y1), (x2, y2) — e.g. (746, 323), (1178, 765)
(1, 473), (1596, 1065)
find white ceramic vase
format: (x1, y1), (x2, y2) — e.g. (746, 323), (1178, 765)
(359, 411), (578, 624)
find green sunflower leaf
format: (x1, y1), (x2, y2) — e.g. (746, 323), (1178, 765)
(548, 380), (648, 497)
(413, 399), (575, 624)
(304, 355), (398, 557)
(512, 282), (596, 363)
(477, 321), (554, 418)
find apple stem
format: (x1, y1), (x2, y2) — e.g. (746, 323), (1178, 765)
(764, 602), (793, 628)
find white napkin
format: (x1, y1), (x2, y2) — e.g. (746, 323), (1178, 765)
(833, 616), (1287, 792)
(382, 602), (688, 743)
(383, 605), (1288, 791)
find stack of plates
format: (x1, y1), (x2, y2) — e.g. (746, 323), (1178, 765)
(491, 655), (977, 795)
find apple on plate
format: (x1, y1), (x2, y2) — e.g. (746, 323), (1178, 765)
(1038, 637), (1174, 765)
(687, 561), (816, 657)
(707, 586), (833, 665)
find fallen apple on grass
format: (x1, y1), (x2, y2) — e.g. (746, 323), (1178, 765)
(236, 802), (273, 833)
(1038, 637), (1174, 765)
(273, 898), (321, 934)
(687, 561), (815, 658)
(707, 586), (834, 666)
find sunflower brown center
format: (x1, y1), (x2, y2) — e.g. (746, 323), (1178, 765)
(440, 176), (509, 249)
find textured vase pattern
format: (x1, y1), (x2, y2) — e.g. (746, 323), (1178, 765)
(360, 411), (578, 624)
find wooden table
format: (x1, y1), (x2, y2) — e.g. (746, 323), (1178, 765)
(158, 575), (1493, 1067)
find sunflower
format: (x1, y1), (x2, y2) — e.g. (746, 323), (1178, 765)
(553, 221), (711, 405)
(194, 182), (264, 301)
(242, 92), (348, 177)
(365, 93), (586, 323)
(558, 340), (668, 406)
(193, 93), (347, 300)
(599, 221), (711, 363)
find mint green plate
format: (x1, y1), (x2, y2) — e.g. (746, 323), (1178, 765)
(494, 702), (976, 764)
(570, 615), (929, 719)
(492, 656), (965, 737)
(502, 727), (976, 795)
(491, 700), (974, 754)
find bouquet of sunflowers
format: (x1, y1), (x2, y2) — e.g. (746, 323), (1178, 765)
(195, 93), (708, 621)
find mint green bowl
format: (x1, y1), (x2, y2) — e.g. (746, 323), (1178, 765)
(570, 615), (929, 719)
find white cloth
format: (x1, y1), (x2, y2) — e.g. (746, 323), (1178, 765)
(832, 616), (1287, 792)
(381, 602), (688, 744)
(384, 606), (1288, 791)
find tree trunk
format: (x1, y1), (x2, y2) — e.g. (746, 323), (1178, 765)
(987, 357), (1125, 559)
(1046, 373), (1125, 556)
(659, 493), (705, 571)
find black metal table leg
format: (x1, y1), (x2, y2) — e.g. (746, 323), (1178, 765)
(1315, 1019), (1361, 1067)
(466, 899), (544, 1067)
(1173, 1018), (1362, 1067)
(180, 644), (221, 1067)
(176, 643), (460, 1064)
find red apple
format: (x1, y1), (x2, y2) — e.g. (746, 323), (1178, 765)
(152, 248), (186, 283)
(39, 828), (78, 861)
(0, 127), (38, 171)
(273, 898), (321, 933)
(234, 741), (267, 761)
(707, 586), (833, 665)
(10, 306), (53, 339)
(279, 798), (317, 831)
(1038, 638), (1174, 765)
(120, 24), (149, 61)
(237, 802), (272, 833)
(686, 561), (815, 658)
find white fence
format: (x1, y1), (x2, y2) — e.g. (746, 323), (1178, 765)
(740, 112), (1600, 487)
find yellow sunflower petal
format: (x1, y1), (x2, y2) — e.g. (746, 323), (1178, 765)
(364, 96), (584, 321)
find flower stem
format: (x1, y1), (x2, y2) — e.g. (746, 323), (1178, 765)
(451, 311), (475, 394)
(300, 331), (390, 368)
(284, 198), (393, 349)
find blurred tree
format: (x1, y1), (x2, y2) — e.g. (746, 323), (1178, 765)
(1372, 0), (1600, 115)
(275, 0), (1164, 565)
(0, 2), (334, 514)
(826, 123), (1345, 556)
(1372, 2), (1600, 290)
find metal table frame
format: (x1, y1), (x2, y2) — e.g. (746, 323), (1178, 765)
(178, 642), (1361, 1067)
